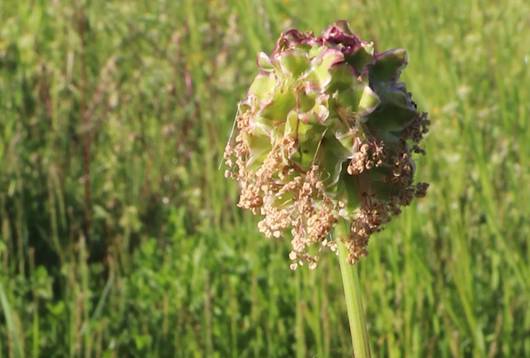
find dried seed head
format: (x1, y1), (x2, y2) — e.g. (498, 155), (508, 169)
(224, 22), (429, 269)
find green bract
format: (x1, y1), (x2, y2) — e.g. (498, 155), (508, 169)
(225, 21), (429, 269)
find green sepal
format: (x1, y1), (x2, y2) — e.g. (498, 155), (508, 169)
(244, 125), (272, 170)
(307, 49), (344, 90)
(333, 86), (363, 113)
(257, 52), (274, 71)
(294, 124), (326, 170)
(260, 86), (296, 123)
(346, 41), (374, 74)
(358, 85), (380, 116)
(327, 62), (355, 92)
(298, 94), (330, 125)
(365, 84), (416, 132)
(284, 110), (298, 137)
(370, 48), (407, 82)
(298, 89), (316, 112)
(278, 49), (309, 77)
(248, 73), (276, 100)
(315, 133), (351, 187)
(336, 170), (362, 217)
(334, 128), (356, 155)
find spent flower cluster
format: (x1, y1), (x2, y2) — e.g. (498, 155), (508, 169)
(224, 21), (429, 269)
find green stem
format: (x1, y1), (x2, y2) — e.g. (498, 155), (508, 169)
(336, 223), (371, 358)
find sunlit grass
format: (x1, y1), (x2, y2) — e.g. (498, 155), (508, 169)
(0, 0), (528, 356)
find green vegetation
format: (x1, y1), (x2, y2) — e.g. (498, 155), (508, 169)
(0, 0), (528, 356)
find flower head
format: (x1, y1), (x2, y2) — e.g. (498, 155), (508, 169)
(225, 22), (429, 269)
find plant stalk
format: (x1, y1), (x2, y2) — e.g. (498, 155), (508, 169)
(336, 223), (371, 358)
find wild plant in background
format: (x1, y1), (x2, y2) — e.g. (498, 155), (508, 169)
(224, 21), (429, 357)
(224, 21), (429, 270)
(2, 0), (530, 355)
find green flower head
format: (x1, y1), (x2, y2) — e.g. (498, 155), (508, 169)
(224, 21), (429, 269)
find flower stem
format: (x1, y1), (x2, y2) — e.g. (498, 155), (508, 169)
(336, 223), (371, 358)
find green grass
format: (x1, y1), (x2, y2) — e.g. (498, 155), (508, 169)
(0, 0), (529, 356)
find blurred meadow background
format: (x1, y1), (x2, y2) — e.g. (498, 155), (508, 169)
(0, 0), (529, 356)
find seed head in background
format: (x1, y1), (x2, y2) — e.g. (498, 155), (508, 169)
(224, 21), (429, 270)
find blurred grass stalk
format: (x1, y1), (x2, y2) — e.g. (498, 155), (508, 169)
(0, 282), (24, 357)
(0, 0), (529, 355)
(337, 222), (371, 358)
